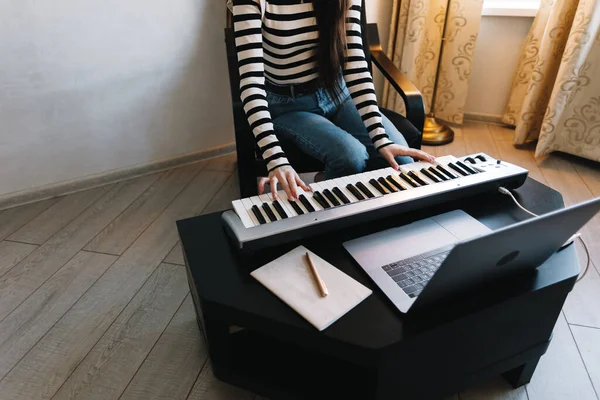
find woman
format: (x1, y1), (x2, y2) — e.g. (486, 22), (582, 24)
(231, 0), (434, 201)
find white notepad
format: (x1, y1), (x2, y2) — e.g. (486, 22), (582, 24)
(251, 246), (372, 331)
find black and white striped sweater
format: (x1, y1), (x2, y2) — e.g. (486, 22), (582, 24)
(232, 0), (393, 172)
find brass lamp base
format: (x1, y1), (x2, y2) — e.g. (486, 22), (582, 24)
(422, 116), (454, 146)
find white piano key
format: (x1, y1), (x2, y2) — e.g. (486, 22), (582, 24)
(249, 196), (271, 223)
(338, 176), (362, 200)
(285, 190), (311, 214)
(317, 180), (344, 205)
(330, 178), (357, 203)
(232, 200), (256, 228)
(348, 172), (382, 197)
(275, 191), (298, 217)
(297, 187), (323, 211)
(364, 171), (390, 195)
(403, 163), (436, 185)
(258, 194), (281, 220)
(414, 162), (444, 184)
(241, 198), (260, 226)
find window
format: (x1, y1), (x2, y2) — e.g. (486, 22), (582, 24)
(482, 0), (541, 17)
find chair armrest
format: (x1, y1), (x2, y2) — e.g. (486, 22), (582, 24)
(366, 24), (426, 133)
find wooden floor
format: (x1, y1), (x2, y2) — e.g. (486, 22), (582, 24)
(0, 121), (598, 400)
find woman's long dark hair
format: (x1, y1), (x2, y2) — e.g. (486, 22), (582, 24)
(312, 0), (348, 104)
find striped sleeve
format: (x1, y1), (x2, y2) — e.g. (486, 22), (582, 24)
(232, 0), (290, 172)
(342, 0), (393, 151)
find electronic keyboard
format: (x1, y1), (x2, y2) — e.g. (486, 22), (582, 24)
(222, 153), (528, 251)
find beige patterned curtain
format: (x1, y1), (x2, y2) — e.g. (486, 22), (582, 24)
(382, 0), (484, 124)
(503, 0), (600, 162)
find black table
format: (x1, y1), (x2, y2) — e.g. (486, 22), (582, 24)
(178, 178), (580, 400)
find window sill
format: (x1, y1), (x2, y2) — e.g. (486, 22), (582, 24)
(482, 1), (539, 17)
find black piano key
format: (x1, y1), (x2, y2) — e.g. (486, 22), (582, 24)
(261, 203), (277, 222)
(272, 200), (288, 219)
(399, 172), (419, 188)
(420, 168), (440, 183)
(289, 200), (304, 215)
(322, 189), (341, 206)
(448, 162), (470, 176)
(355, 182), (375, 198)
(386, 175), (406, 191)
(456, 160), (479, 174)
(251, 205), (267, 224)
(312, 191), (331, 209)
(346, 184), (365, 200)
(408, 171), (428, 186)
(332, 187), (351, 204)
(369, 179), (387, 195)
(299, 194), (316, 212)
(429, 167), (448, 181)
(436, 165), (458, 179)
(377, 177), (397, 193)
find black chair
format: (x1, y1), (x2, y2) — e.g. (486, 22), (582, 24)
(225, 0), (425, 198)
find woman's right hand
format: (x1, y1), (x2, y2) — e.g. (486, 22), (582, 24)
(259, 165), (311, 201)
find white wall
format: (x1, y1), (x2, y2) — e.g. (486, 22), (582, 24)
(0, 0), (234, 197)
(464, 16), (533, 119)
(366, 0), (394, 99)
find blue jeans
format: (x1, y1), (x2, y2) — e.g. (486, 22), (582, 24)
(268, 86), (414, 179)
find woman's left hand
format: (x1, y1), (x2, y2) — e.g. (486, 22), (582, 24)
(378, 144), (436, 170)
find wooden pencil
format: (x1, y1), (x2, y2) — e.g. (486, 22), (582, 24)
(306, 252), (328, 297)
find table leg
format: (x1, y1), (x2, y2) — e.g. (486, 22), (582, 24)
(202, 314), (231, 371)
(502, 356), (541, 388)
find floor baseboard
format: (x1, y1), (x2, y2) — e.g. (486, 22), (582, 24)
(0, 142), (237, 211)
(463, 112), (512, 127)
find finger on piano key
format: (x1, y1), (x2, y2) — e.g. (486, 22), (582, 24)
(262, 193), (289, 219)
(232, 199), (256, 228)
(277, 191), (301, 216)
(241, 198), (261, 226)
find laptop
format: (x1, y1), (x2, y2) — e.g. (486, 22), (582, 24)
(343, 197), (600, 313)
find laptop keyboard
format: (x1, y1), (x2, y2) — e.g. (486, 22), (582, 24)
(381, 245), (453, 298)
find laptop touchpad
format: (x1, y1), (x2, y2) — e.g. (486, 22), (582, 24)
(344, 210), (490, 271)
